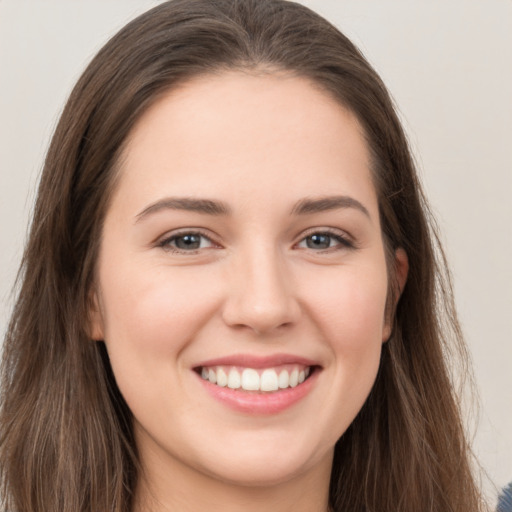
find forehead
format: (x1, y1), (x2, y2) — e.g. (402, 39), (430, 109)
(113, 70), (377, 219)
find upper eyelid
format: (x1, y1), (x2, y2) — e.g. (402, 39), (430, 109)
(296, 226), (353, 242)
(299, 226), (349, 236)
(157, 227), (215, 241)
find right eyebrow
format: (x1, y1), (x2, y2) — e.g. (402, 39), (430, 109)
(135, 197), (231, 223)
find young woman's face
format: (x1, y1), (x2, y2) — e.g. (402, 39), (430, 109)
(91, 72), (404, 492)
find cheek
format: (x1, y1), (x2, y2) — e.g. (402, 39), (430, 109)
(304, 263), (387, 403)
(291, 264), (388, 450)
(98, 264), (222, 362)
(97, 266), (225, 428)
(326, 281), (385, 383)
(304, 264), (388, 348)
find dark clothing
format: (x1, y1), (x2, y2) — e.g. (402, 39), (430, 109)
(497, 482), (512, 512)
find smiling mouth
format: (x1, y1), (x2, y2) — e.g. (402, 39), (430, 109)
(195, 364), (316, 393)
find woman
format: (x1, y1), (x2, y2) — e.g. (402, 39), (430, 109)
(0, 0), (485, 511)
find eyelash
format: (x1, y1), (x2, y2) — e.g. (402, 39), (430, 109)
(296, 228), (355, 252)
(157, 228), (355, 254)
(157, 229), (217, 253)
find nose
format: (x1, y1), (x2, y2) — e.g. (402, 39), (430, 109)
(221, 245), (301, 335)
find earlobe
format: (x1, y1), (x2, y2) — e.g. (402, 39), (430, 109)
(87, 288), (105, 341)
(382, 247), (409, 342)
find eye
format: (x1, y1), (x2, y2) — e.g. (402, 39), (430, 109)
(158, 231), (216, 253)
(296, 231), (353, 251)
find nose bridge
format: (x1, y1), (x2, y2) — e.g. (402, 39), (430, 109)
(222, 239), (299, 334)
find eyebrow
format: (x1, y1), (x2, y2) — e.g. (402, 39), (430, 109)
(291, 195), (370, 218)
(135, 194), (370, 222)
(135, 197), (232, 222)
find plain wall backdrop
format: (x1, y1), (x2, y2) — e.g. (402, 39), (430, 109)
(1, 0), (511, 501)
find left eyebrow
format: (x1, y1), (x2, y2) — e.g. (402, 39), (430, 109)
(291, 195), (371, 218)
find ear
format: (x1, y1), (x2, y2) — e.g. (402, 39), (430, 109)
(87, 287), (105, 341)
(382, 247), (409, 342)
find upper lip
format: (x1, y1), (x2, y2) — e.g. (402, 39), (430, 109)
(194, 353), (320, 369)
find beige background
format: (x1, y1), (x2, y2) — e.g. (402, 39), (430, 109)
(1, 0), (511, 500)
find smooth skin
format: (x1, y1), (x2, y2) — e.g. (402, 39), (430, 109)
(90, 71), (408, 512)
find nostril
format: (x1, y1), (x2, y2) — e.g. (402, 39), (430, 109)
(222, 294), (300, 335)
(220, 253), (302, 334)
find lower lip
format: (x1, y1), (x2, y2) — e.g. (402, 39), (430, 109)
(195, 370), (318, 415)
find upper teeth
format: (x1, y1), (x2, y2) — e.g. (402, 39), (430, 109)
(200, 365), (311, 392)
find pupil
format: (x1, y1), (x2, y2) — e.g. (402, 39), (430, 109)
(176, 234), (200, 250)
(307, 234), (330, 249)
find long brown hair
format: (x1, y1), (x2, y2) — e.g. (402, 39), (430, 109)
(0, 1), (484, 510)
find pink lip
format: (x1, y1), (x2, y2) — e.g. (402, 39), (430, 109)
(196, 375), (317, 414)
(194, 353), (319, 369)
(193, 353), (320, 415)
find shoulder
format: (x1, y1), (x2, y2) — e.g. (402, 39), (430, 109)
(497, 482), (512, 512)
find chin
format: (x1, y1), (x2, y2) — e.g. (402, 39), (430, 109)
(201, 454), (320, 488)
(194, 434), (333, 488)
